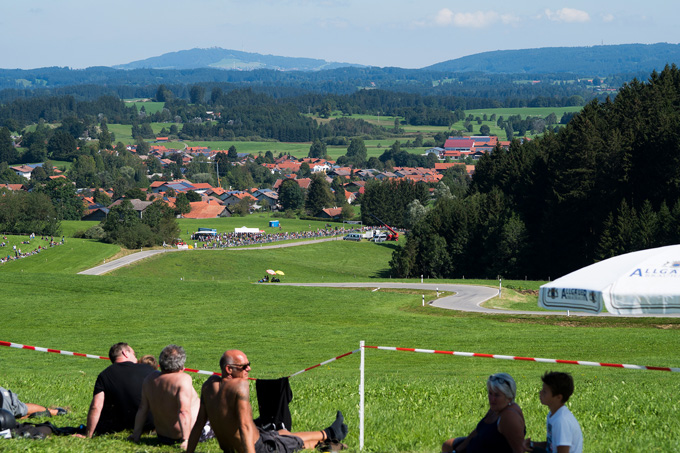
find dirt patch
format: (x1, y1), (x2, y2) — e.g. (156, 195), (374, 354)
(654, 324), (680, 330)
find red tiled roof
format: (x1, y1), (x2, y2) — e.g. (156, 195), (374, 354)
(191, 183), (214, 190)
(183, 201), (228, 219)
(0, 183), (25, 191)
(10, 165), (34, 173)
(321, 207), (343, 218)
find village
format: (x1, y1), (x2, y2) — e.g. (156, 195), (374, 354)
(2, 135), (507, 222)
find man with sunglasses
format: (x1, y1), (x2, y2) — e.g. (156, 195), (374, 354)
(187, 349), (348, 453)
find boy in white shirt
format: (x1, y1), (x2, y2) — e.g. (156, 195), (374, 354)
(524, 371), (583, 453)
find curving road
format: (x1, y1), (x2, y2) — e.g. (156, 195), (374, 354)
(79, 245), (679, 318)
(77, 238), (341, 276)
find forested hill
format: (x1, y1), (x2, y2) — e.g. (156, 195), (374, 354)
(389, 65), (680, 280)
(425, 43), (680, 75)
(113, 47), (365, 71)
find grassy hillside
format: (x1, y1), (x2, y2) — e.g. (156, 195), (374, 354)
(0, 228), (677, 452)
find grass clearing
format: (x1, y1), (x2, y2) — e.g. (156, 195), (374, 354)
(123, 100), (166, 114)
(0, 226), (678, 452)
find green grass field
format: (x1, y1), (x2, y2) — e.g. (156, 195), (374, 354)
(1, 219), (678, 452)
(101, 106), (583, 160)
(123, 100), (166, 115)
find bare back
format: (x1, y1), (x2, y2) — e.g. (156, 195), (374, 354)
(200, 375), (259, 453)
(143, 371), (199, 440)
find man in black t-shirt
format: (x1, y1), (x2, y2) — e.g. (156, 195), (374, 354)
(83, 342), (155, 437)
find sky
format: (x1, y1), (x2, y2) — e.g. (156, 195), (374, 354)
(2, 0), (679, 70)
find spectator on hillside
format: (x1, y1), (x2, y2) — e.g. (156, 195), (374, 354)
(442, 373), (526, 453)
(80, 342), (155, 438)
(524, 371), (583, 453)
(187, 349), (348, 453)
(139, 354), (159, 370)
(130, 345), (203, 450)
(0, 386), (67, 419)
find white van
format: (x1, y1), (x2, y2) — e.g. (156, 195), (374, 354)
(343, 233), (362, 241)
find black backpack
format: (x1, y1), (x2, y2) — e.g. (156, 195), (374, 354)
(11, 421), (86, 439)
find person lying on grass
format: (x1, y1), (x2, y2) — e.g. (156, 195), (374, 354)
(0, 386), (67, 419)
(524, 371), (583, 453)
(187, 349), (348, 453)
(442, 372), (526, 453)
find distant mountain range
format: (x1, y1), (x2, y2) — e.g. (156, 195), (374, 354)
(113, 47), (366, 71)
(425, 43), (680, 74)
(111, 43), (680, 76)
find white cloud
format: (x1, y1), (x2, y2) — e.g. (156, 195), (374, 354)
(500, 13), (521, 26)
(601, 13), (615, 23)
(435, 8), (454, 26)
(435, 8), (501, 28)
(545, 8), (590, 23)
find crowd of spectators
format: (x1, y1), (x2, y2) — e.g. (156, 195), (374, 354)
(0, 234), (65, 265)
(190, 226), (371, 249)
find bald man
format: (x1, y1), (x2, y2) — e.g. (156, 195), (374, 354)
(187, 349), (347, 453)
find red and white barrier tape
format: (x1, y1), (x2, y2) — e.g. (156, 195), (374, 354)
(0, 340), (222, 376)
(363, 345), (680, 373)
(0, 340), (109, 361)
(0, 340), (358, 379)
(7, 339), (674, 377)
(288, 349), (360, 377)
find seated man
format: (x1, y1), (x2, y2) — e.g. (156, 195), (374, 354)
(187, 349), (348, 453)
(82, 342), (156, 437)
(130, 344), (200, 450)
(0, 386), (67, 419)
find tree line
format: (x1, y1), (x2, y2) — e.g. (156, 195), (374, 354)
(0, 65), (607, 102)
(390, 65), (680, 280)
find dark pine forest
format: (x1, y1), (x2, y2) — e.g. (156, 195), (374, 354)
(390, 65), (680, 280)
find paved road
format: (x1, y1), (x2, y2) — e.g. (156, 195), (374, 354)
(78, 248), (181, 275)
(79, 245), (679, 318)
(277, 282), (680, 318)
(77, 238), (341, 276)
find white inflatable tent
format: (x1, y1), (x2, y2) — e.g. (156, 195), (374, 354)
(234, 226), (263, 234)
(539, 245), (680, 315)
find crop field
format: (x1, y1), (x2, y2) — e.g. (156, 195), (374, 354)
(107, 123), (182, 145)
(123, 100), (166, 114)
(100, 105), (584, 162)
(449, 106), (584, 139)
(1, 219), (678, 452)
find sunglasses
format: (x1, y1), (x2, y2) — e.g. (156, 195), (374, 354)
(229, 362), (251, 371)
(489, 375), (511, 386)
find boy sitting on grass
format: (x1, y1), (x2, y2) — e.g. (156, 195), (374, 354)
(524, 371), (583, 453)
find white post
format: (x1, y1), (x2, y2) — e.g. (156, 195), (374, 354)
(498, 278), (502, 298)
(360, 340), (365, 451)
(436, 288), (439, 297)
(420, 274), (423, 283)
(422, 295), (425, 306)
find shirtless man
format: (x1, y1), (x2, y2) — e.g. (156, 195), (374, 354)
(186, 349), (347, 453)
(130, 344), (200, 450)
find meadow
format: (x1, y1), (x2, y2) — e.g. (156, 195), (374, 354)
(0, 219), (678, 452)
(103, 105), (583, 160)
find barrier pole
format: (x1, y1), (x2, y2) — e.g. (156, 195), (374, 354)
(360, 340), (365, 451)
